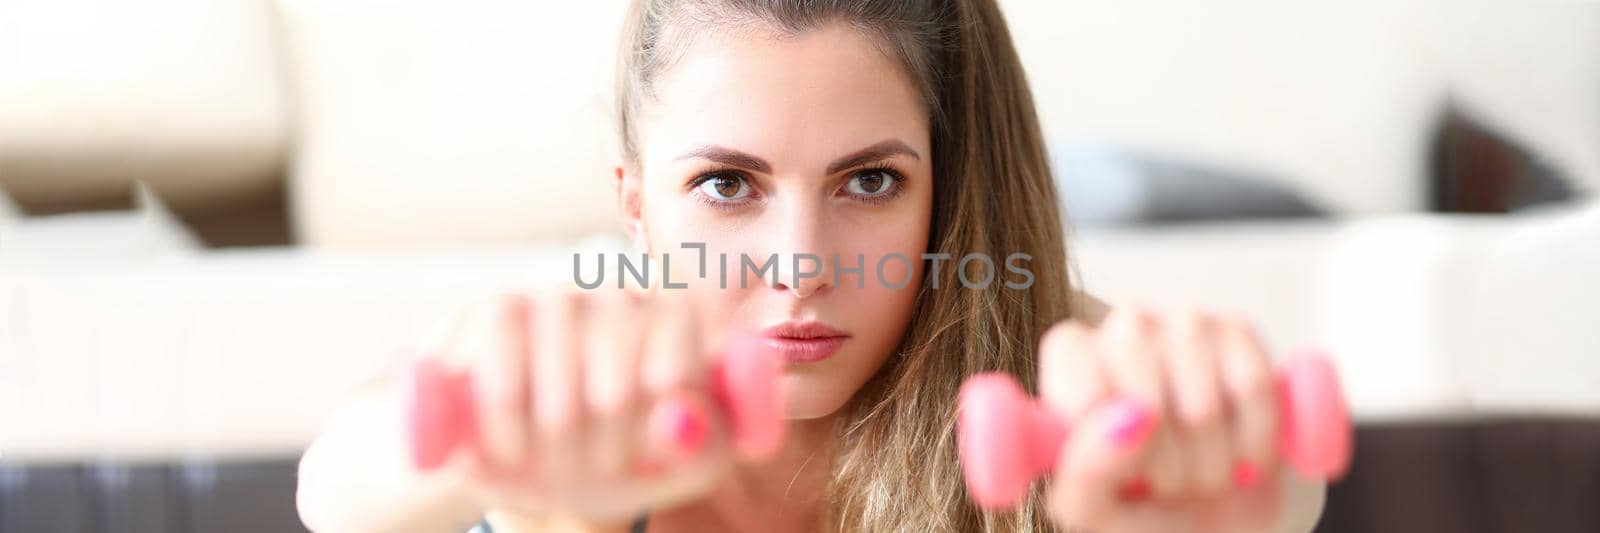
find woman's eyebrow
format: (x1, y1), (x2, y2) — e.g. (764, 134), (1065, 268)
(673, 139), (920, 175)
(674, 146), (772, 173)
(826, 139), (920, 174)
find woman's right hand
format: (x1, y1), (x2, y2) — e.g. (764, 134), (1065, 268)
(419, 289), (749, 524)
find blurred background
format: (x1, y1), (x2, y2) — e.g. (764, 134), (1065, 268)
(1, 0), (1596, 531)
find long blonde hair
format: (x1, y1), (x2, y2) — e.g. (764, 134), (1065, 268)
(617, 1), (1077, 530)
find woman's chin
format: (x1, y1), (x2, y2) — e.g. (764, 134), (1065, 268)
(775, 343), (896, 420)
(778, 375), (854, 421)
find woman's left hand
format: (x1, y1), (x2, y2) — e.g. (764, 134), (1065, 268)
(1036, 306), (1325, 533)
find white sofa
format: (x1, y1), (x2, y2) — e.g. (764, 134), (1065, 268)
(2, 0), (1597, 474)
(6, 198), (1598, 463)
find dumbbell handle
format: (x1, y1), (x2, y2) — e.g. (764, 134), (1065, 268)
(407, 333), (784, 471)
(957, 354), (1352, 509)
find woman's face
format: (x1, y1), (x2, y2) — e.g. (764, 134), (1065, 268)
(618, 23), (933, 419)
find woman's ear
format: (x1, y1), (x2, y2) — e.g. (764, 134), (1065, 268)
(614, 165), (648, 252)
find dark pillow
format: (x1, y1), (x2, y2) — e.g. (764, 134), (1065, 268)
(1050, 142), (1326, 226)
(1428, 102), (1580, 214)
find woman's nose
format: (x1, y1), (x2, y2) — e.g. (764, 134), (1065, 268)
(764, 203), (834, 298)
(772, 251), (833, 298)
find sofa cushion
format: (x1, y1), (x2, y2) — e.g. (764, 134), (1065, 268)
(0, 0), (289, 212)
(274, 0), (626, 246)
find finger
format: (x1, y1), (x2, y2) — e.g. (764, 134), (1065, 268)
(1216, 462), (1289, 531)
(643, 391), (714, 465)
(1096, 307), (1185, 497)
(1217, 315), (1280, 486)
(639, 293), (714, 469)
(586, 290), (644, 413)
(641, 293), (706, 395)
(1096, 307), (1167, 411)
(1164, 310), (1231, 494)
(533, 291), (587, 478)
(1038, 321), (1110, 422)
(1048, 396), (1158, 530)
(584, 290), (645, 476)
(470, 295), (532, 470)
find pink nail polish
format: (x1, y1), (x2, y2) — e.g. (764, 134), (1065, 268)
(1232, 461), (1261, 489)
(1118, 478), (1152, 501)
(648, 398), (708, 459)
(671, 404), (708, 453)
(1106, 398), (1154, 450)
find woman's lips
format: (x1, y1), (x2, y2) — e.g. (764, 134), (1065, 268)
(760, 321), (850, 364)
(762, 336), (847, 364)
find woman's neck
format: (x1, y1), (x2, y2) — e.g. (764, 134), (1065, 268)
(654, 415), (837, 533)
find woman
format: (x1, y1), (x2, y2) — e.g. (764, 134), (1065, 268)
(295, 0), (1327, 531)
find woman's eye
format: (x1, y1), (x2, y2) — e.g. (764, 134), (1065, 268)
(696, 173), (751, 201)
(845, 169), (898, 197)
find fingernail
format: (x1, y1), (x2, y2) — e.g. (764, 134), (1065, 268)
(671, 404), (708, 453)
(1232, 461), (1261, 489)
(649, 398), (708, 459)
(1118, 478), (1152, 501)
(1105, 398), (1154, 450)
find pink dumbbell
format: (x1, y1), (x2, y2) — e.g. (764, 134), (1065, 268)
(407, 332), (785, 471)
(958, 354), (1353, 509)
